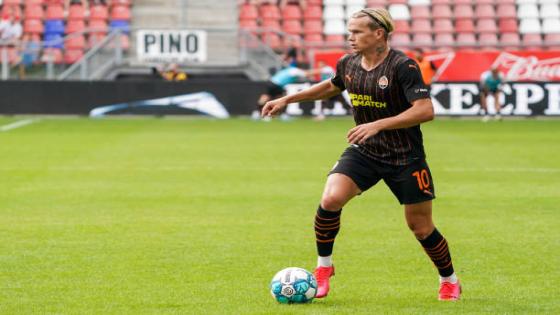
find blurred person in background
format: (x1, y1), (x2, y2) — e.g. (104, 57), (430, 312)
(253, 64), (311, 121)
(314, 60), (351, 121)
(413, 48), (437, 88)
(261, 7), (461, 301)
(17, 33), (40, 79)
(479, 67), (504, 122)
(0, 13), (22, 44)
(159, 63), (188, 82)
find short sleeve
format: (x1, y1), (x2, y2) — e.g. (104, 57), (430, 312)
(330, 56), (347, 91)
(397, 59), (430, 103)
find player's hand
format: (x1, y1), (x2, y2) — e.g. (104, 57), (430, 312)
(261, 98), (288, 117)
(347, 122), (381, 145)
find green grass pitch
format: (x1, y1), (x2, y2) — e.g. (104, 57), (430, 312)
(0, 116), (558, 314)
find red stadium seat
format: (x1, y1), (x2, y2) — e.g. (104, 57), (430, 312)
(411, 19), (432, 34)
(501, 33), (520, 50)
(544, 34), (560, 50)
(434, 33), (454, 49)
(24, 0), (44, 4)
(304, 34), (323, 45)
(412, 33), (433, 48)
(45, 5), (64, 20)
(41, 48), (63, 64)
(431, 0), (451, 3)
(282, 5), (302, 20)
(283, 20), (302, 35)
(454, 5), (474, 19)
(456, 32), (477, 48)
(410, 5), (430, 19)
(89, 20), (108, 34)
(303, 6), (322, 20)
(307, 0), (323, 5)
(260, 4), (281, 21)
(24, 19), (44, 34)
(239, 19), (258, 30)
(239, 4), (258, 20)
(325, 34), (346, 44)
(393, 20), (410, 34)
(64, 49), (84, 64)
(68, 4), (86, 21)
(475, 4), (495, 19)
(111, 5), (131, 20)
(2, 0), (21, 5)
(496, 4), (516, 19)
(261, 33), (282, 49)
(476, 19), (497, 34)
(3, 5), (23, 20)
(433, 19), (453, 34)
(261, 19), (281, 32)
(110, 0), (132, 6)
(453, 0), (472, 4)
(24, 5), (44, 20)
(455, 19), (475, 33)
(498, 18), (518, 33)
(66, 20), (85, 34)
(65, 34), (86, 49)
(432, 5), (452, 19)
(390, 33), (410, 48)
(90, 5), (109, 21)
(522, 34), (543, 49)
(479, 33), (499, 49)
(118, 34), (130, 50)
(388, 0), (407, 4)
(303, 20), (323, 34)
(367, 0), (388, 6)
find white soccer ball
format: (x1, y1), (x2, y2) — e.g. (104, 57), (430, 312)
(270, 267), (317, 304)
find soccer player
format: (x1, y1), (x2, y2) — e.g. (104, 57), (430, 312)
(261, 8), (461, 301)
(479, 67), (504, 121)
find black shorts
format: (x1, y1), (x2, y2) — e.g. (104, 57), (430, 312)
(329, 146), (435, 205)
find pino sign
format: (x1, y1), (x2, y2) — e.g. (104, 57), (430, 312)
(137, 30), (207, 63)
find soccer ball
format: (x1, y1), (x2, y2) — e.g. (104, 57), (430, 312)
(270, 267), (317, 304)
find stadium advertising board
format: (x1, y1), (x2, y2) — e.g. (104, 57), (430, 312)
(314, 50), (560, 82)
(137, 30), (207, 63)
(0, 81), (558, 116)
(285, 82), (560, 116)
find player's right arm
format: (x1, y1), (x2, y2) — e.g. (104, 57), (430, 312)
(261, 80), (341, 117)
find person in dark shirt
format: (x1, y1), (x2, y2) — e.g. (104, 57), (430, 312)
(261, 7), (461, 301)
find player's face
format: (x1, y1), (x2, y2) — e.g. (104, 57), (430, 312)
(347, 17), (384, 54)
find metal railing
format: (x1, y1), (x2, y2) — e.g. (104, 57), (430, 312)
(57, 30), (122, 80)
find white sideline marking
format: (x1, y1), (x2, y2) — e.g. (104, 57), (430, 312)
(0, 119), (38, 132)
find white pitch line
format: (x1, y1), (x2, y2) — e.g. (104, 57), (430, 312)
(0, 119), (38, 132)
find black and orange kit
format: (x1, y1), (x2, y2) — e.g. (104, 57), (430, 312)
(329, 49), (435, 204)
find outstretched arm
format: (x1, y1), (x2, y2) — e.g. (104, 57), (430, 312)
(261, 80), (341, 117)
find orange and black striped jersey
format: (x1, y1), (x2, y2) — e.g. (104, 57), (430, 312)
(331, 49), (430, 166)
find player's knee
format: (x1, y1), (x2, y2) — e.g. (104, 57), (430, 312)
(320, 193), (345, 211)
(407, 222), (432, 239)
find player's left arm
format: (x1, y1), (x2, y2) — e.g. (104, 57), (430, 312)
(347, 60), (434, 145)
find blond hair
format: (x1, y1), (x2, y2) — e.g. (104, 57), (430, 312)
(351, 8), (394, 38)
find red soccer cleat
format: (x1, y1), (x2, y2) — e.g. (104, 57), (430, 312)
(314, 266), (335, 298)
(438, 280), (461, 301)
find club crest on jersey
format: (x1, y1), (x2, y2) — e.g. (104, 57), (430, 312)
(378, 76), (388, 89)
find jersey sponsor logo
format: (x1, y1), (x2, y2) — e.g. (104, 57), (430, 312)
(415, 88), (429, 93)
(348, 93), (387, 108)
(378, 75), (389, 89)
(408, 64), (418, 70)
